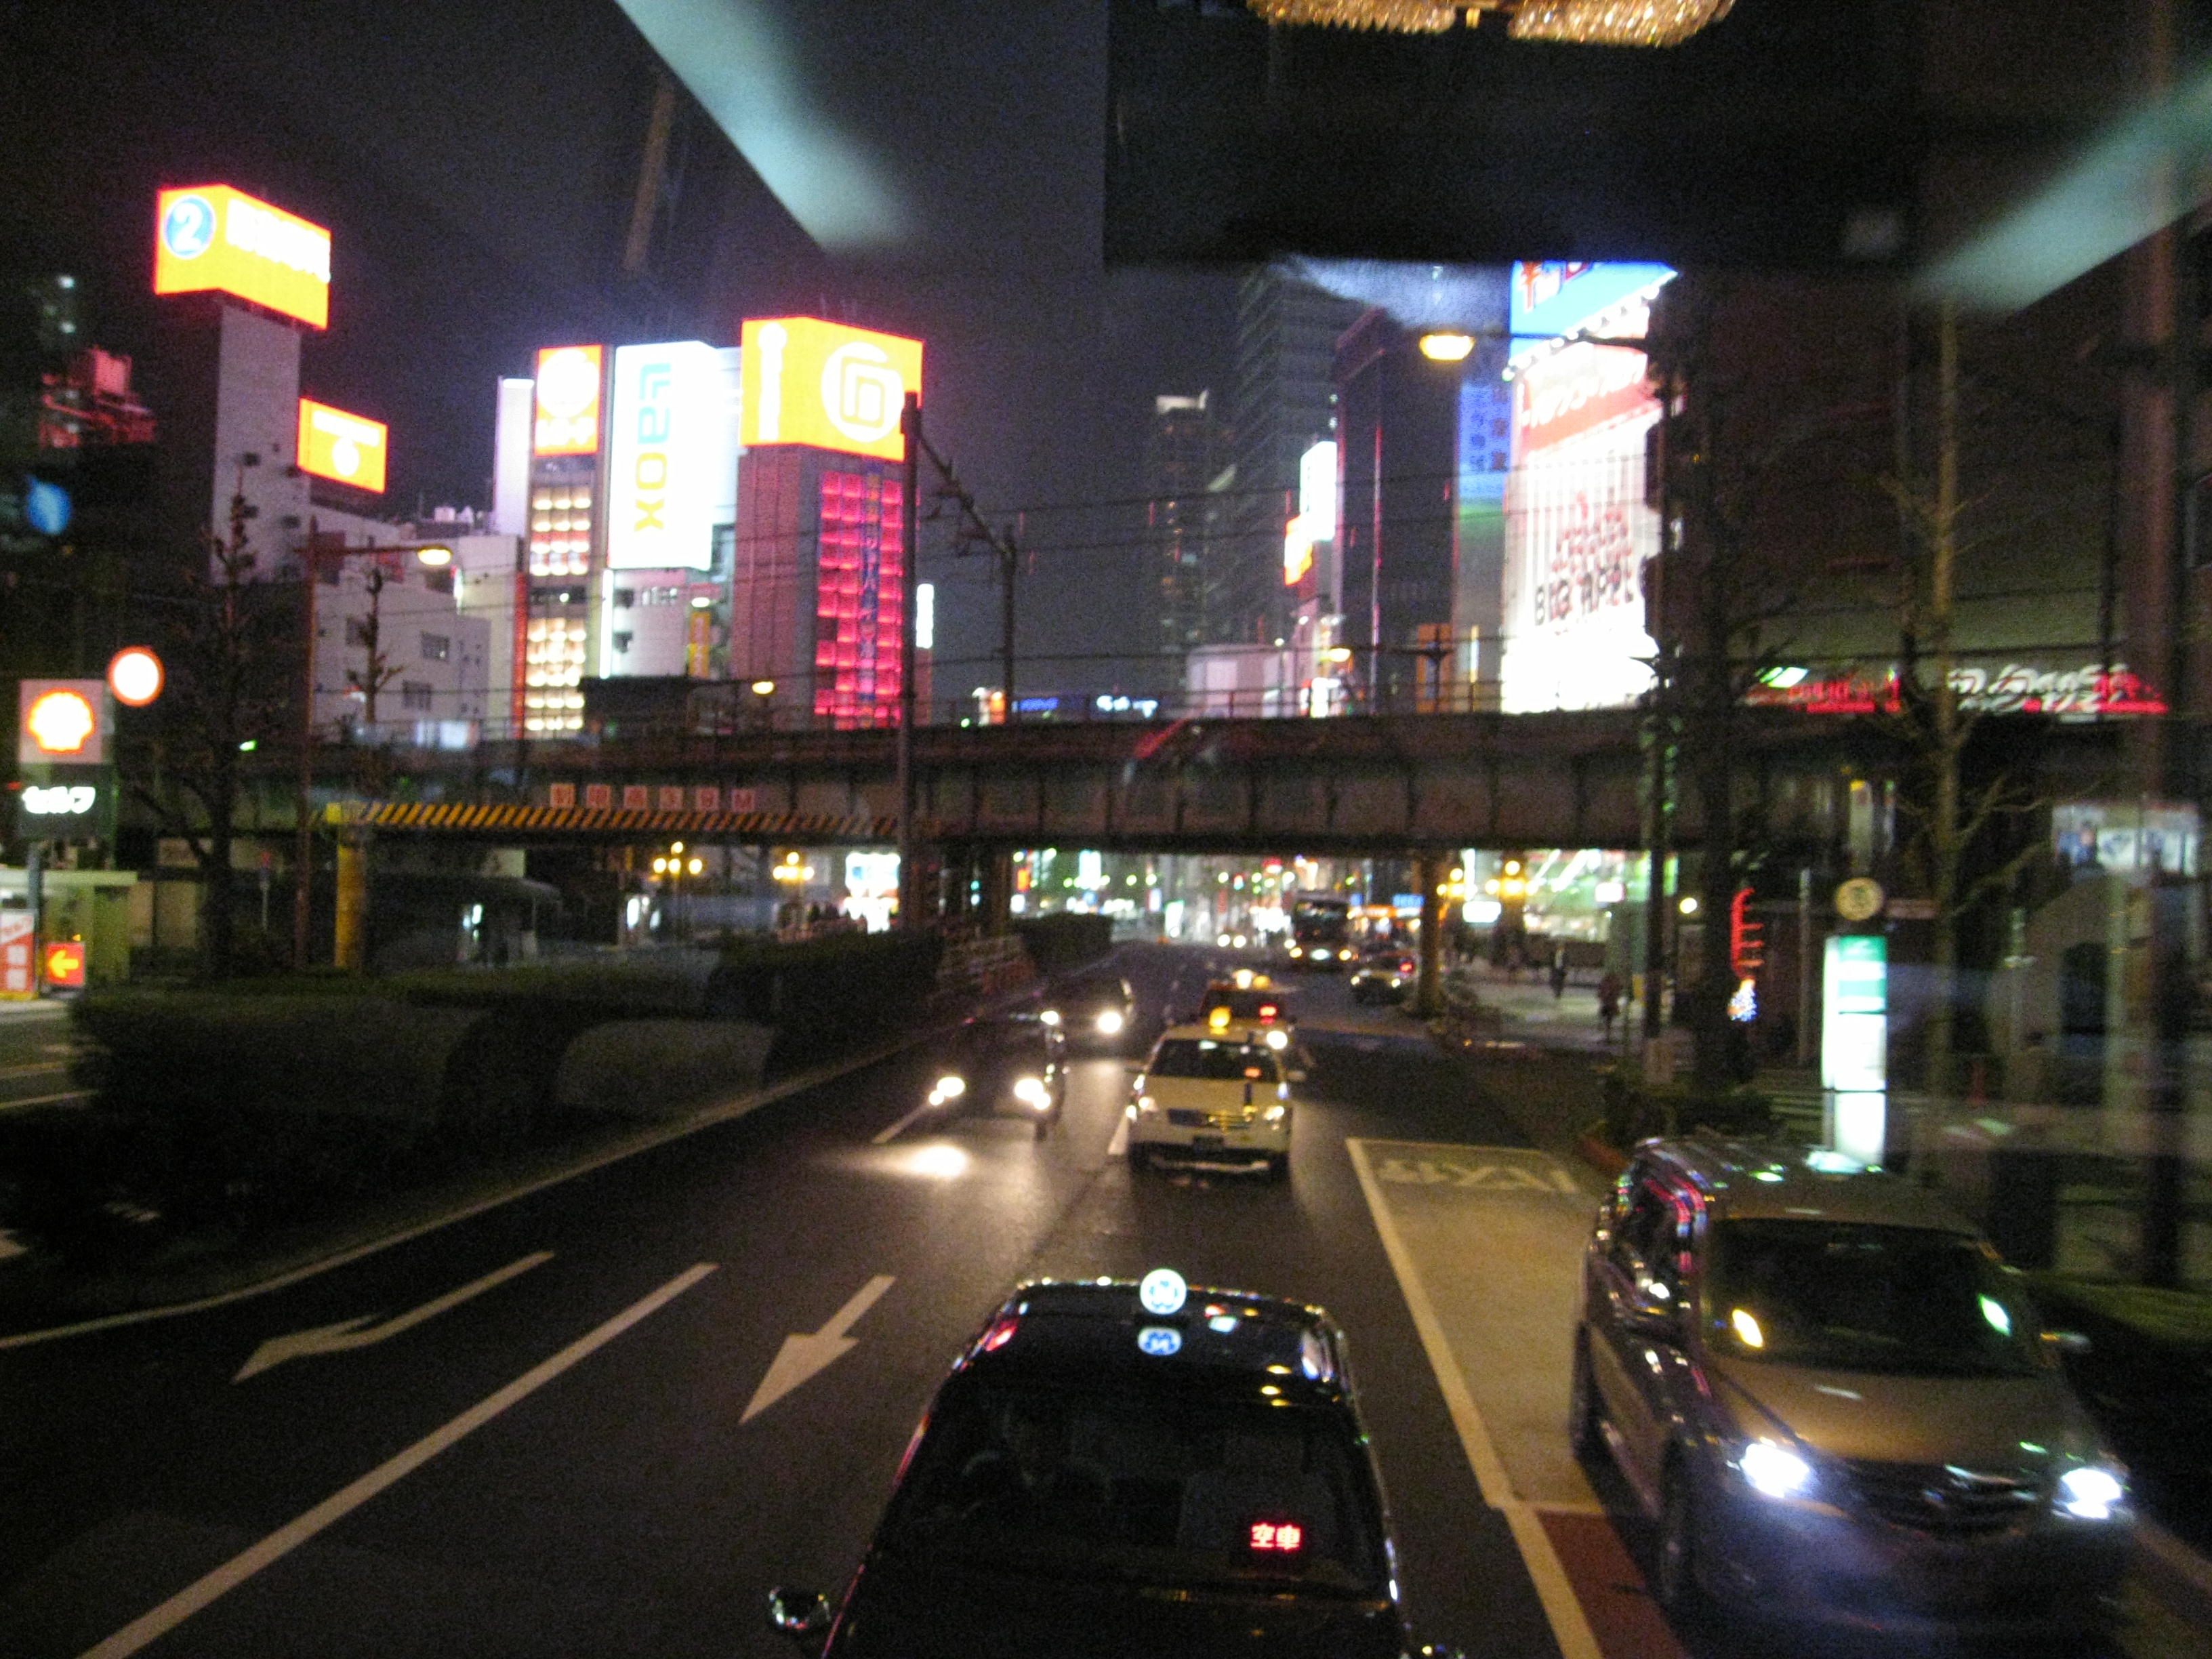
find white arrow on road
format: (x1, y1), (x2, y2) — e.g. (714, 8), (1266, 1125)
(234, 1251), (554, 1381)
(741, 1274), (895, 1423)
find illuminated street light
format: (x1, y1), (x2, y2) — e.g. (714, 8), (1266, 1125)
(751, 680), (776, 696)
(1679, 895), (1700, 915)
(1418, 332), (1475, 362)
(413, 544), (452, 567)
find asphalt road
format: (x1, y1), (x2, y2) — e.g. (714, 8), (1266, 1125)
(1, 950), (2200, 1658)
(0, 948), (1560, 1659)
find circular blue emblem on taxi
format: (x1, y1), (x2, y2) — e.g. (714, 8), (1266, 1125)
(1138, 1267), (1187, 1316)
(161, 194), (217, 261)
(1136, 1326), (1183, 1357)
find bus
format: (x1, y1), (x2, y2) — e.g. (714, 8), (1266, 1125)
(1288, 895), (1353, 968)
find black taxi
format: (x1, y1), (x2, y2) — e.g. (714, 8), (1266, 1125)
(768, 1270), (1412, 1658)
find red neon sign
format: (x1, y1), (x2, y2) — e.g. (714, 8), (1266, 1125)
(1249, 1520), (1305, 1552)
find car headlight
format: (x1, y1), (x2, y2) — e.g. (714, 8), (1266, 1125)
(1136, 1094), (1158, 1113)
(1289, 946), (1304, 958)
(2057, 1465), (2125, 1520)
(1096, 1009), (1124, 1035)
(1265, 1029), (1288, 1050)
(1263, 1104), (1287, 1124)
(1013, 1076), (1052, 1109)
(932, 1074), (966, 1103)
(1039, 1008), (1062, 1027)
(1736, 1439), (1813, 1499)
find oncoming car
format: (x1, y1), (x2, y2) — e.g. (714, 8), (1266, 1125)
(1127, 1025), (1296, 1179)
(1572, 1138), (2131, 1641)
(922, 1014), (1067, 1139)
(1195, 971), (1294, 1034)
(1042, 972), (1139, 1051)
(1348, 951), (1414, 1006)
(766, 1269), (1412, 1658)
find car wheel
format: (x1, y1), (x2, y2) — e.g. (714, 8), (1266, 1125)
(1265, 1152), (1289, 1183)
(1033, 1113), (1051, 1142)
(1655, 1460), (1705, 1620)
(1128, 1144), (1150, 1174)
(1567, 1332), (1606, 1461)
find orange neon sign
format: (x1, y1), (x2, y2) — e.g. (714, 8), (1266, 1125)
(20, 684), (104, 765)
(740, 317), (922, 463)
(153, 185), (331, 329)
(297, 398), (388, 493)
(533, 346), (604, 456)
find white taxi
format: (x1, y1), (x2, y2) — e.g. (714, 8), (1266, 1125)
(1126, 1018), (1296, 1181)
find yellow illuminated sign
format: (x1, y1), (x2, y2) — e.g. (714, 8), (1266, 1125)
(533, 346), (605, 457)
(18, 680), (107, 766)
(740, 316), (923, 462)
(153, 186), (331, 330)
(297, 398), (388, 492)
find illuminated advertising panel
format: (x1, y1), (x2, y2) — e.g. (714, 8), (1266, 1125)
(607, 342), (728, 571)
(153, 186), (331, 329)
(739, 317), (922, 463)
(1499, 263), (1671, 714)
(1298, 441), (1337, 541)
(18, 679), (108, 767)
(533, 345), (605, 456)
(296, 398), (388, 493)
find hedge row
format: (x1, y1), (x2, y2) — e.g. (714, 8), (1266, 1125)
(8, 933), (946, 1271)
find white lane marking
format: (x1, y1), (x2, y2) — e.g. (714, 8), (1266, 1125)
(0, 1229), (27, 1261)
(0, 1089), (91, 1112)
(81, 1262), (718, 1659)
(870, 1100), (937, 1146)
(0, 1059), (68, 1078)
(0, 1024), (947, 1351)
(1345, 1137), (1603, 1659)
(741, 1274), (895, 1424)
(234, 1251), (554, 1380)
(1105, 1113), (1130, 1158)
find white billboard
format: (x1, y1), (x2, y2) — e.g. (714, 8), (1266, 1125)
(1499, 271), (1664, 714)
(607, 341), (736, 571)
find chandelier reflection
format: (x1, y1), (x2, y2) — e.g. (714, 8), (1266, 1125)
(1246, 0), (1736, 47)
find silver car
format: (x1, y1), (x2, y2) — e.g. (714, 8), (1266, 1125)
(1570, 1138), (2131, 1642)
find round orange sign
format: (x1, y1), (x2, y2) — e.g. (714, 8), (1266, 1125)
(26, 689), (96, 755)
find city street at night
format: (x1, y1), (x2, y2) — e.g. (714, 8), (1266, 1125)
(0, 949), (2202, 1658)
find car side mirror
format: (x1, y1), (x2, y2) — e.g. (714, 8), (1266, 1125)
(766, 1588), (831, 1650)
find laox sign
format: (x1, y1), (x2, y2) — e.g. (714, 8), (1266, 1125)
(607, 342), (724, 571)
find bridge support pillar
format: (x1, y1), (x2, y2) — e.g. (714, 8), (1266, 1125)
(333, 825), (371, 972)
(979, 848), (1014, 936)
(1415, 855), (1445, 1019)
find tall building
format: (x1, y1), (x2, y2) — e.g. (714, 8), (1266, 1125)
(1143, 390), (1223, 668)
(1224, 269), (1364, 647)
(726, 316), (922, 729)
(491, 341), (742, 736)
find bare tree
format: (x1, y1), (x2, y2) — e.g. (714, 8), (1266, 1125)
(343, 560), (402, 730)
(119, 483), (295, 975)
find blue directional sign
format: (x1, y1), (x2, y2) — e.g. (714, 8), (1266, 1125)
(23, 478), (71, 537)
(161, 192), (218, 261)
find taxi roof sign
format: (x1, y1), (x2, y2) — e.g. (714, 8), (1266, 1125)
(1139, 1267), (1188, 1316)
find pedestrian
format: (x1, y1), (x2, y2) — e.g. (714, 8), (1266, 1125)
(1597, 970), (1623, 1041)
(1549, 945), (1569, 1001)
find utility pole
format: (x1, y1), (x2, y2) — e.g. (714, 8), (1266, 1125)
(897, 392), (920, 930)
(293, 520), (321, 970)
(1000, 528), (1017, 716)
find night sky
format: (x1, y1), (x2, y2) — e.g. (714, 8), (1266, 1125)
(3, 0), (1240, 687)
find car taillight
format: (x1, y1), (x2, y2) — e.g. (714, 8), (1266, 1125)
(977, 1316), (1020, 1353)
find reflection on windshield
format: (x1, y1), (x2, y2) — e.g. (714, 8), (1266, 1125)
(884, 1387), (1381, 1592)
(1705, 1221), (2047, 1377)
(1149, 1040), (1279, 1082)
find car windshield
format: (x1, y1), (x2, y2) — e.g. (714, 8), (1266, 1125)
(1149, 1040), (1279, 1082)
(1704, 1220), (2047, 1378)
(880, 1387), (1384, 1593)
